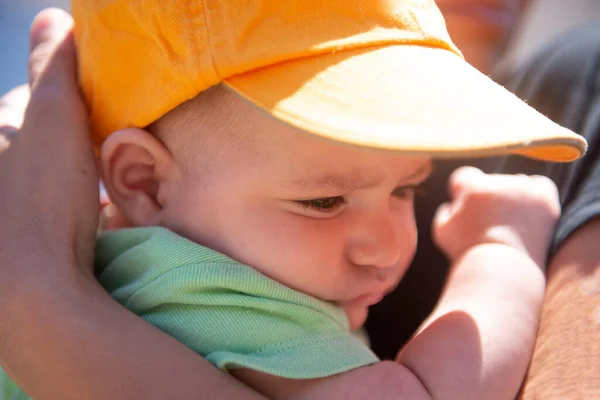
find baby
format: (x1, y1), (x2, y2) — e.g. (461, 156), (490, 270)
(2, 0), (586, 399)
(93, 84), (560, 400)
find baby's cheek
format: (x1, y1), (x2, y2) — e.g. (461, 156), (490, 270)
(252, 216), (346, 295)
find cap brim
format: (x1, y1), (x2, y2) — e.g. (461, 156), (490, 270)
(224, 45), (587, 162)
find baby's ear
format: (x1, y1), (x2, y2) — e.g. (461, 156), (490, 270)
(99, 128), (176, 227)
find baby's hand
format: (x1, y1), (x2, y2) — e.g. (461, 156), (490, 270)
(433, 166), (560, 268)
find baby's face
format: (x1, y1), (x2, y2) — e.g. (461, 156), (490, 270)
(154, 88), (431, 329)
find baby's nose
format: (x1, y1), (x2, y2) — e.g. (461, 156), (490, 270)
(345, 209), (417, 270)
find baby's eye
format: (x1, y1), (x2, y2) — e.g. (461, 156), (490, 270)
(294, 196), (346, 215)
(392, 184), (423, 200)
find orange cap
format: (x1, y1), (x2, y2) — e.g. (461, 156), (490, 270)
(72, 0), (587, 161)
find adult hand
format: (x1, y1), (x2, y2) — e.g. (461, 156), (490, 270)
(0, 8), (98, 280)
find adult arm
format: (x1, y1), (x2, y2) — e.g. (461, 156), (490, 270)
(519, 218), (600, 399)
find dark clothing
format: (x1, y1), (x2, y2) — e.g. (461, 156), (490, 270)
(366, 24), (600, 360)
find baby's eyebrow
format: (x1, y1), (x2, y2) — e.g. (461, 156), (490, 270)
(281, 161), (432, 192)
(284, 173), (385, 192)
(401, 161), (433, 183)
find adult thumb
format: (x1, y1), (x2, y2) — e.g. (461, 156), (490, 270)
(28, 8), (75, 90)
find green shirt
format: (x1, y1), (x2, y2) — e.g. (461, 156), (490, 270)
(96, 227), (378, 378)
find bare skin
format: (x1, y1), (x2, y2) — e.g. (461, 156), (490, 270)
(518, 218), (600, 399)
(0, 6), (598, 400)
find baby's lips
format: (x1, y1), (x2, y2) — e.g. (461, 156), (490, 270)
(339, 292), (385, 308)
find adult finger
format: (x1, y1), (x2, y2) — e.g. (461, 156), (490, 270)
(28, 8), (74, 89)
(24, 8), (91, 160)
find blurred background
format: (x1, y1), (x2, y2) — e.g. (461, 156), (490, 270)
(1, 0), (599, 94)
(0, 0), (69, 94)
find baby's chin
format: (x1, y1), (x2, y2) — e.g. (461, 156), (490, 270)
(344, 306), (369, 332)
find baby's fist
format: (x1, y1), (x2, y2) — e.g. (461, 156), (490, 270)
(433, 166), (560, 267)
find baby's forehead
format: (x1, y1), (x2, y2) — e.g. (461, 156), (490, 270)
(155, 86), (431, 180)
(153, 86), (261, 144)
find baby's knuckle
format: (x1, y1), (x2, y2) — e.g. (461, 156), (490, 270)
(464, 188), (496, 204)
